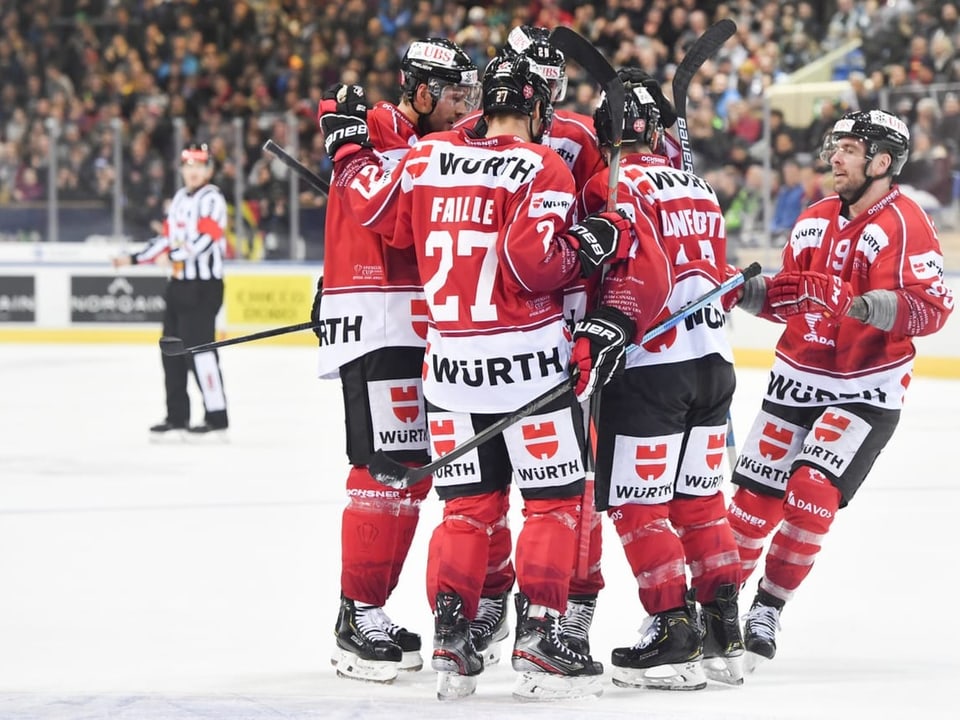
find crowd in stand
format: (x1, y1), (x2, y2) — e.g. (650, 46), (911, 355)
(1, 0), (958, 251)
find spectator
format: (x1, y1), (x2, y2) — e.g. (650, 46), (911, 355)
(771, 158), (804, 242)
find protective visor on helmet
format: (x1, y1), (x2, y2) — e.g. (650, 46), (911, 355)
(427, 72), (481, 113)
(527, 59), (567, 103)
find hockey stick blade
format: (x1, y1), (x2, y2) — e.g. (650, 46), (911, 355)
(548, 28), (624, 209)
(368, 263), (762, 489)
(672, 19), (737, 174)
(368, 377), (576, 489)
(159, 320), (319, 356)
(263, 139), (330, 195)
(159, 336), (186, 356)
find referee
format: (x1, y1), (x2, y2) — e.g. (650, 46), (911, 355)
(113, 142), (229, 439)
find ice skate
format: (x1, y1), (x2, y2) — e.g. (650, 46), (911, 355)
(560, 594), (596, 656)
(743, 590), (782, 674)
(701, 583), (745, 685)
(148, 420), (187, 443)
(611, 590), (706, 691)
(470, 591), (510, 665)
(332, 595), (402, 683)
(185, 422), (229, 443)
(432, 592), (483, 700)
(383, 617), (423, 672)
(511, 593), (603, 701)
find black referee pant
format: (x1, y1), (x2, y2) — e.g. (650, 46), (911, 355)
(160, 279), (228, 429)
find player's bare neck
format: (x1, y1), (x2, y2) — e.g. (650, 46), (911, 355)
(485, 115), (530, 143)
(847, 179), (891, 219)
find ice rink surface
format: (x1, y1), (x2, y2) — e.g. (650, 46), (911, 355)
(0, 343), (956, 719)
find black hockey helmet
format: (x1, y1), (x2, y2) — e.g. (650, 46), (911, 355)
(400, 37), (480, 107)
(180, 142), (212, 167)
(505, 25), (567, 102)
(594, 69), (664, 152)
(482, 54), (554, 129)
(819, 110), (910, 176)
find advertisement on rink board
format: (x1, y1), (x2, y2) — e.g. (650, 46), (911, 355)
(224, 274), (314, 325)
(70, 275), (167, 323)
(0, 276), (35, 322)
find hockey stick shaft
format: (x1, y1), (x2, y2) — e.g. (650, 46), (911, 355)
(672, 19), (737, 174)
(368, 263), (760, 489)
(262, 139), (330, 195)
(547, 26), (625, 578)
(159, 321), (318, 356)
(369, 377), (576, 488)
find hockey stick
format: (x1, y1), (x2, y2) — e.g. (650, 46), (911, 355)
(670, 19), (739, 465)
(159, 320), (318, 356)
(368, 262), (761, 489)
(547, 26), (625, 579)
(672, 19), (737, 175)
(262, 139), (330, 195)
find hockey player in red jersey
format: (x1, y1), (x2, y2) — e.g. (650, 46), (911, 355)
(573, 70), (747, 690)
(361, 54), (632, 700)
(725, 110), (954, 671)
(450, 23), (610, 666)
(314, 38), (480, 684)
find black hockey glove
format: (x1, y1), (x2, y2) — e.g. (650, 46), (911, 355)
(618, 67), (677, 129)
(310, 275), (323, 343)
(565, 210), (633, 279)
(569, 306), (637, 403)
(318, 83), (371, 162)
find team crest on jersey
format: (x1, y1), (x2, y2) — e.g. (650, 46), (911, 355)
(389, 385), (420, 423)
(635, 442), (669, 481)
(705, 432), (725, 470)
(521, 421), (559, 459)
(758, 421), (793, 461)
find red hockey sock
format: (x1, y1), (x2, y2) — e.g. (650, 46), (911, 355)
(670, 494), (740, 604)
(426, 492), (505, 619)
(515, 497), (579, 612)
(761, 466), (841, 602)
(727, 486), (785, 586)
(340, 466), (404, 606)
(610, 504), (687, 614)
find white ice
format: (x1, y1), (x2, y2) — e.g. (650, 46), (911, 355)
(0, 343), (956, 719)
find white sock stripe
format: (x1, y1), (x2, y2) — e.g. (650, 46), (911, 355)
(636, 558), (686, 589)
(688, 549), (742, 577)
(768, 540), (818, 566)
(731, 529), (767, 550)
(618, 518), (672, 546)
(779, 519), (827, 545)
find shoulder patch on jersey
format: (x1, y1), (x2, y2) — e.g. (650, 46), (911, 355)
(529, 191), (574, 218)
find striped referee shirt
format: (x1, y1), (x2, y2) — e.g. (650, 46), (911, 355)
(133, 184), (227, 280)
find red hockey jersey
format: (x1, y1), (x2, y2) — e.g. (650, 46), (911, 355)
(383, 128), (583, 413)
(316, 102), (426, 378)
(579, 153), (731, 368)
(760, 187), (953, 409)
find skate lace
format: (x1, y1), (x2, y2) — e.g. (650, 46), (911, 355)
(355, 605), (395, 643)
(745, 604), (781, 641)
(560, 599), (595, 643)
(633, 614), (664, 650)
(471, 596), (504, 639)
(547, 615), (590, 661)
